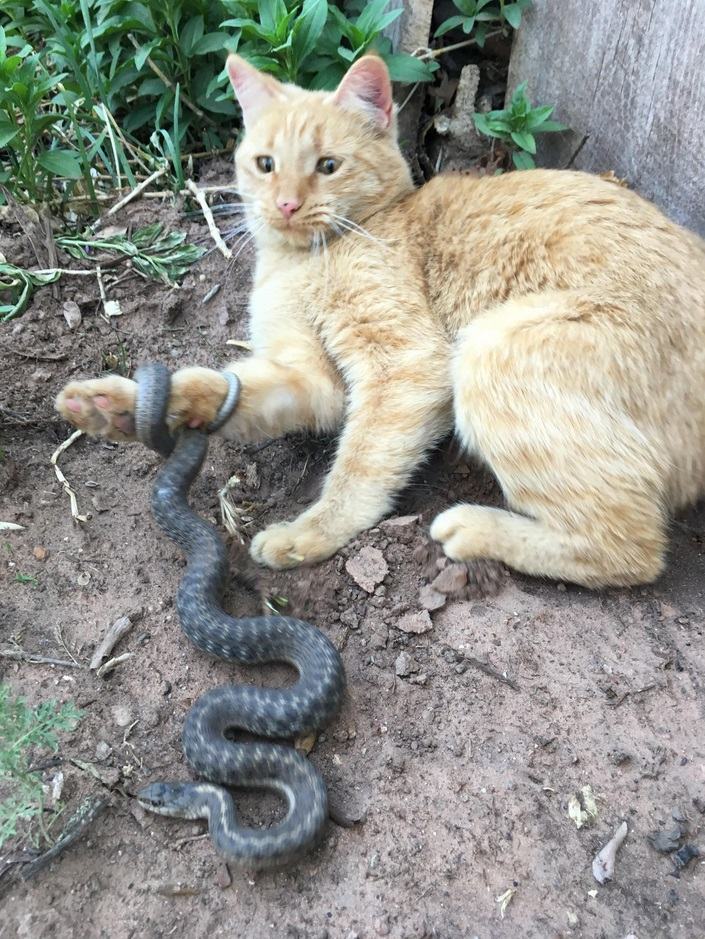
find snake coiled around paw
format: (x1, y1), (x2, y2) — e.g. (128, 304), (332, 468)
(133, 364), (346, 868)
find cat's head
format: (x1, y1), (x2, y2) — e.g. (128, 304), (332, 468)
(227, 54), (413, 249)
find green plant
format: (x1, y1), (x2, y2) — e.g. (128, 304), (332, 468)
(217, 0), (436, 95)
(0, 684), (81, 848)
(14, 572), (38, 585)
(57, 222), (207, 284)
(1, 1), (434, 215)
(0, 258), (61, 322)
(473, 81), (566, 169)
(0, 26), (97, 205)
(435, 0), (532, 44)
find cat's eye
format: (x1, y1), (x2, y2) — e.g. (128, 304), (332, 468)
(316, 157), (339, 175)
(256, 155), (275, 174)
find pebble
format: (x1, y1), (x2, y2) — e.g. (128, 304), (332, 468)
(33, 545), (48, 561)
(95, 740), (112, 761)
(346, 547), (389, 593)
(397, 610), (433, 635)
(419, 584), (446, 611)
(111, 704), (133, 728)
(395, 652), (412, 677)
(431, 563), (468, 595)
(213, 862), (232, 889)
(340, 609), (359, 629)
(381, 514), (419, 529)
(62, 300), (82, 329)
(374, 915), (391, 936)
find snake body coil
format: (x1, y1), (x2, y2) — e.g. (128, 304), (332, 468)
(134, 366), (345, 868)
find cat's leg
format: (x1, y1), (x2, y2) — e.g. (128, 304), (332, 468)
(431, 293), (668, 587)
(250, 368), (453, 568)
(57, 353), (344, 443)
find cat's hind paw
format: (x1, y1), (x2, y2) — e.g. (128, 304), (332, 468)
(56, 376), (138, 440)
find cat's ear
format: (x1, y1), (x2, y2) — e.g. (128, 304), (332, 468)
(332, 55), (393, 130)
(226, 54), (284, 129)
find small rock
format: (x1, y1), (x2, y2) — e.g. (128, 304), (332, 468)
(91, 494), (110, 513)
(111, 704), (133, 728)
(693, 796), (705, 814)
(409, 673), (428, 686)
(419, 584), (446, 611)
(381, 515), (419, 529)
(32, 545), (48, 561)
(31, 367), (52, 382)
(95, 740), (112, 761)
(374, 915), (391, 936)
(649, 825), (684, 853)
(672, 843), (700, 872)
(76, 571), (91, 586)
(345, 547), (388, 593)
(431, 563), (468, 595)
(214, 862), (232, 889)
(395, 652), (412, 677)
(340, 609), (359, 630)
(245, 462), (260, 489)
(397, 610), (433, 635)
(62, 300), (82, 329)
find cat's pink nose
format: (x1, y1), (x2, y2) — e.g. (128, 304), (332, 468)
(276, 197), (302, 219)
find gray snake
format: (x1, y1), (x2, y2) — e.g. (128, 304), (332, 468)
(133, 364), (346, 868)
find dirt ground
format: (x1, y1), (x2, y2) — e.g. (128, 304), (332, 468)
(1, 189), (704, 939)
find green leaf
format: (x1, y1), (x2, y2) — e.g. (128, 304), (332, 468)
(291, 0), (329, 67)
(512, 150), (535, 170)
(535, 119), (567, 133)
(356, 0), (398, 35)
(510, 130), (536, 153)
(259, 0), (287, 34)
(337, 45), (357, 62)
(181, 15), (205, 55)
(524, 104), (554, 128)
(502, 3), (523, 29)
(134, 38), (159, 71)
(191, 32), (229, 55)
(383, 54), (435, 84)
(462, 16), (476, 34)
(0, 121), (19, 148)
(36, 150), (84, 179)
(434, 15), (467, 38)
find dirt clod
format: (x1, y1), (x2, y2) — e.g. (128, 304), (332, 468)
(397, 610), (433, 634)
(345, 546), (388, 593)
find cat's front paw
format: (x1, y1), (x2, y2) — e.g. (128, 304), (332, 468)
(250, 517), (338, 569)
(56, 376), (138, 440)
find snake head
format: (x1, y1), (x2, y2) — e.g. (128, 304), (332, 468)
(137, 781), (201, 819)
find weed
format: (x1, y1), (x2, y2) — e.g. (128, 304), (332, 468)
(57, 222), (207, 285)
(473, 81), (566, 169)
(219, 0), (435, 90)
(14, 572), (38, 586)
(0, 258), (61, 322)
(435, 0), (532, 45)
(1, 1), (433, 213)
(0, 684), (81, 848)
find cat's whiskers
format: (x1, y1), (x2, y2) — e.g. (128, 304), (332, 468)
(230, 219), (265, 264)
(329, 213), (389, 249)
(320, 229), (330, 300)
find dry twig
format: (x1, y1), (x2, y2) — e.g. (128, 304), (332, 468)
(185, 180), (232, 259)
(90, 615), (134, 670)
(50, 430), (90, 523)
(97, 166), (169, 224)
(0, 649), (83, 669)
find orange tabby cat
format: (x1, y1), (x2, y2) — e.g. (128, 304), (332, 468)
(57, 54), (705, 587)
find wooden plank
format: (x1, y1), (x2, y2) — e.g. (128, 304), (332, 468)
(508, 0), (705, 235)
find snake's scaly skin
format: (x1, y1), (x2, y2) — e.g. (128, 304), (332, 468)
(135, 370), (345, 868)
